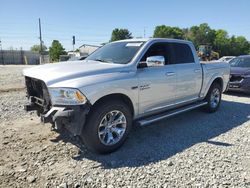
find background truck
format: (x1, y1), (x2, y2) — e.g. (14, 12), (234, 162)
(23, 38), (230, 153)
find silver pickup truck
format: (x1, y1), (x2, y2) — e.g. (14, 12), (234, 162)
(23, 38), (230, 153)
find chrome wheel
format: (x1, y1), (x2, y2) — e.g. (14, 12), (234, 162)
(210, 88), (220, 108)
(98, 110), (127, 146)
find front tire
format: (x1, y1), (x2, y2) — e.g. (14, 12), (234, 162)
(81, 100), (132, 154)
(204, 83), (222, 113)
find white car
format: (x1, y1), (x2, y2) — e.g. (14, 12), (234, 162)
(218, 56), (235, 63)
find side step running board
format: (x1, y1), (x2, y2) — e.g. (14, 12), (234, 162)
(137, 101), (208, 126)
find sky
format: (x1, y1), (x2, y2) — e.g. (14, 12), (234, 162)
(0, 0), (250, 51)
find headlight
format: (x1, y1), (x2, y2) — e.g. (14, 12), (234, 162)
(49, 88), (87, 105)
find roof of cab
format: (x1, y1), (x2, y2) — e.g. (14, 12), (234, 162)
(113, 38), (192, 44)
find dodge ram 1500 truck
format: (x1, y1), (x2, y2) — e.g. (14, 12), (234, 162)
(23, 38), (230, 153)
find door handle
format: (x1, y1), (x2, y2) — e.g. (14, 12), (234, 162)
(194, 69), (201, 73)
(165, 72), (175, 76)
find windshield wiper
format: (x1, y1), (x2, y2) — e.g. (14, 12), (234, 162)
(93, 58), (113, 63)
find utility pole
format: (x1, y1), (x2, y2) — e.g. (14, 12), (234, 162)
(39, 18), (43, 64)
(143, 27), (146, 38)
(20, 47), (24, 65)
(72, 36), (75, 52)
(0, 38), (4, 65)
(39, 18), (43, 54)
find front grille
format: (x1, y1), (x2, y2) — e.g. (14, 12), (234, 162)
(230, 75), (243, 82)
(25, 77), (51, 113)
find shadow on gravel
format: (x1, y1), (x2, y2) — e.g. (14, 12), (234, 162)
(206, 140), (233, 147)
(54, 100), (250, 169)
(224, 91), (250, 97)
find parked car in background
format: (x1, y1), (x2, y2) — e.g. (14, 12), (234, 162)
(228, 55), (250, 93)
(218, 56), (235, 63)
(23, 38), (230, 153)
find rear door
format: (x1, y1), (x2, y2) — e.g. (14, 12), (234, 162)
(170, 42), (203, 103)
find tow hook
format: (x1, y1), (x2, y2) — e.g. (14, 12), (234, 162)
(24, 104), (39, 111)
(40, 107), (74, 124)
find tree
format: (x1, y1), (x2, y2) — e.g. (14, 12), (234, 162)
(213, 29), (230, 56)
(110, 28), (132, 42)
(188, 23), (216, 48)
(229, 36), (250, 56)
(49, 40), (66, 62)
(151, 23), (250, 56)
(182, 28), (189, 40)
(153, 25), (184, 39)
(30, 44), (47, 52)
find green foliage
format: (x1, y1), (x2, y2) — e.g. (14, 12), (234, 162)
(229, 36), (250, 56)
(213, 30), (250, 56)
(153, 25), (184, 39)
(187, 23), (216, 48)
(110, 28), (132, 42)
(213, 29), (231, 56)
(30, 44), (47, 52)
(152, 23), (250, 56)
(49, 40), (66, 62)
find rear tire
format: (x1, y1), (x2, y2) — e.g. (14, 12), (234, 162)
(81, 100), (132, 154)
(204, 83), (222, 113)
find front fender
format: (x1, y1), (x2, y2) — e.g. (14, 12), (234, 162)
(79, 76), (139, 117)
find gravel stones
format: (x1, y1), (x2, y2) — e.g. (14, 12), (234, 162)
(26, 176), (36, 183)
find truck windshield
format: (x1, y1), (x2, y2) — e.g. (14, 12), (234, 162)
(85, 42), (144, 64)
(230, 57), (250, 68)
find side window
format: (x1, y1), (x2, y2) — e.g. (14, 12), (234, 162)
(171, 43), (194, 64)
(140, 43), (172, 65)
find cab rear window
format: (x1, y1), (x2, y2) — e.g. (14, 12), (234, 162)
(171, 43), (194, 64)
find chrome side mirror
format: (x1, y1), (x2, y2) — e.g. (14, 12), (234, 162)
(146, 56), (165, 67)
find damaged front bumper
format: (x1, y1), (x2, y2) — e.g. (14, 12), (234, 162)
(24, 103), (91, 136)
(24, 77), (91, 136)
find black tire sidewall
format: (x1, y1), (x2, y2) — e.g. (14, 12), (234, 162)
(205, 83), (222, 112)
(81, 100), (132, 154)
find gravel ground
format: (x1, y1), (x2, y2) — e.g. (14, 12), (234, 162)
(0, 65), (32, 92)
(0, 65), (250, 188)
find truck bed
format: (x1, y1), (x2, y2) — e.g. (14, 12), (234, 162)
(200, 61), (230, 97)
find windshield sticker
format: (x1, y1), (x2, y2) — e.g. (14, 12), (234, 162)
(126, 43), (143, 47)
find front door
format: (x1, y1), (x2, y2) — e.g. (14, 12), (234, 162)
(137, 42), (177, 115)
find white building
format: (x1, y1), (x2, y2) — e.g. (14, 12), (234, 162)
(79, 44), (102, 55)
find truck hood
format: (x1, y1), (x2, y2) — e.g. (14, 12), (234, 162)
(230, 67), (250, 75)
(23, 60), (131, 87)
